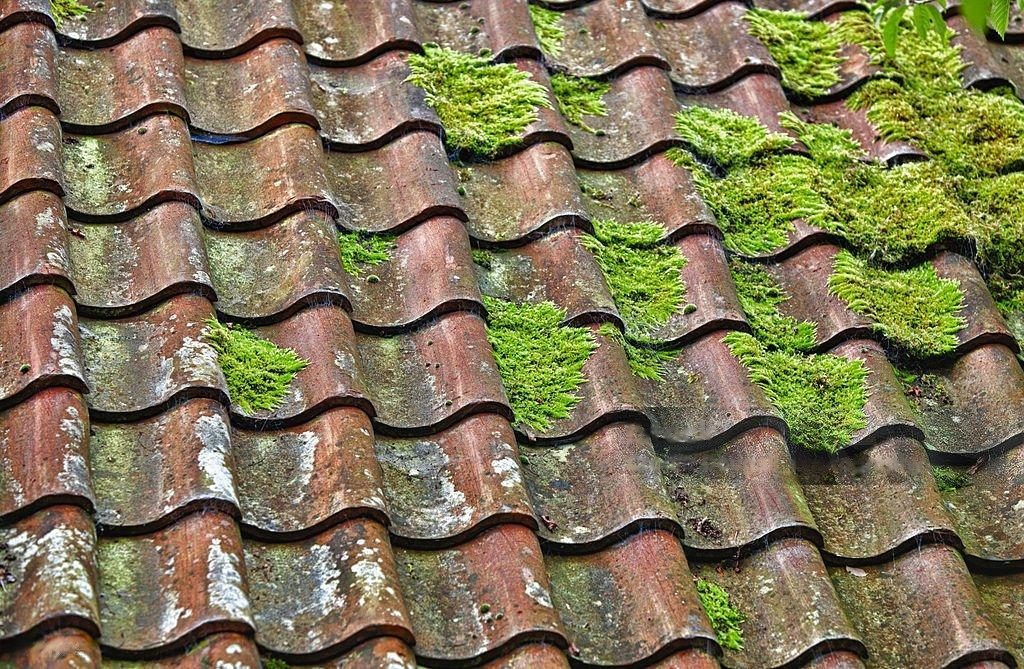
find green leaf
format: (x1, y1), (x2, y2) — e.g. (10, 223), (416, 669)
(923, 3), (946, 33)
(912, 4), (932, 38)
(883, 6), (907, 56)
(991, 0), (1011, 38)
(960, 0), (992, 33)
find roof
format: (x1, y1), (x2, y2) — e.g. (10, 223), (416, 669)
(1, 0), (1023, 667)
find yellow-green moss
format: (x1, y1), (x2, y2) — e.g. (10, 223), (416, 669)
(598, 323), (675, 381)
(696, 578), (746, 652)
(205, 319), (309, 414)
(51, 0), (90, 26)
(745, 9), (843, 98)
(828, 250), (966, 357)
(337, 231), (394, 276)
(551, 73), (609, 134)
(482, 296), (597, 431)
(671, 106), (793, 170)
(529, 4), (565, 56)
(406, 44), (552, 157)
(932, 465), (970, 492)
(730, 259), (816, 352)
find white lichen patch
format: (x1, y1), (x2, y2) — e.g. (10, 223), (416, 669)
(522, 568), (553, 608)
(490, 455), (522, 490)
(51, 305), (84, 377)
(195, 413), (239, 505)
(5, 522), (97, 615)
(176, 335), (221, 386)
(206, 537), (252, 623)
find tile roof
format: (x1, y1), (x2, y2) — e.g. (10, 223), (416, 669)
(0, 0), (1022, 668)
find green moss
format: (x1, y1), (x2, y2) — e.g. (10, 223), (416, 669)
(51, 0), (90, 26)
(406, 44), (552, 157)
(482, 296), (597, 431)
(726, 332), (868, 452)
(745, 9), (843, 98)
(598, 323), (675, 381)
(337, 231), (394, 276)
(529, 4), (565, 56)
(672, 106), (792, 170)
(471, 248), (495, 269)
(205, 319), (309, 414)
(729, 259), (816, 353)
(828, 250), (965, 357)
(696, 578), (746, 652)
(551, 74), (609, 134)
(932, 465), (970, 492)
(778, 111), (864, 165)
(580, 219), (687, 337)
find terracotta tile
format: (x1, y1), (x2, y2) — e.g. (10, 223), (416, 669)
(677, 72), (794, 137)
(953, 15), (1024, 93)
(0, 285), (86, 409)
(520, 421), (679, 548)
(513, 58), (573, 151)
(799, 100), (927, 164)
(649, 649), (722, 668)
(474, 229), (618, 327)
(376, 413), (534, 546)
(412, 0), (541, 60)
(312, 636), (417, 668)
(90, 399), (238, 533)
(653, 2), (777, 92)
(78, 294), (224, 420)
(0, 191), (72, 301)
(325, 130), (463, 234)
(829, 543), (1012, 669)
(481, 644), (569, 668)
(233, 304), (371, 428)
(0, 388), (91, 524)
(245, 518), (412, 661)
(185, 38), (317, 139)
(643, 0), (726, 16)
(795, 437), (956, 561)
(934, 251), (1017, 355)
(395, 523), (564, 664)
(62, 115), (199, 222)
(546, 529), (715, 665)
(0, 505), (99, 644)
(56, 27), (186, 133)
(640, 331), (784, 448)
(107, 633), (261, 668)
(0, 105), (62, 205)
(521, 324), (646, 443)
(456, 142), (586, 244)
(233, 407), (388, 540)
(802, 651), (868, 669)
(97, 510), (253, 655)
(174, 0), (301, 57)
(910, 343), (1024, 456)
(55, 0), (178, 46)
(294, 0), (419, 65)
(568, 66), (679, 168)
(310, 51), (440, 150)
(545, 0), (667, 78)
(0, 0), (50, 31)
(204, 209), (347, 323)
(0, 20), (57, 115)
(0, 627), (101, 668)
(663, 427), (820, 555)
(69, 203), (213, 318)
(578, 151), (717, 240)
(356, 311), (510, 435)
(972, 571), (1024, 666)
(344, 216), (482, 333)
(193, 123), (336, 229)
(691, 538), (863, 668)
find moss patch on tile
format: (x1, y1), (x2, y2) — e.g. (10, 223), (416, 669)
(932, 465), (970, 492)
(482, 296), (597, 431)
(671, 106), (792, 170)
(725, 331), (868, 453)
(471, 248), (495, 269)
(529, 4), (565, 56)
(51, 0), (90, 26)
(696, 578), (745, 652)
(730, 259), (816, 352)
(745, 9), (843, 98)
(828, 250), (965, 357)
(406, 44), (552, 158)
(205, 319), (309, 414)
(598, 323), (675, 381)
(338, 230), (394, 276)
(581, 219), (686, 337)
(551, 73), (609, 134)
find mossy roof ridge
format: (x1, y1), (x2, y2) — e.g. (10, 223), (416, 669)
(405, 44), (552, 158)
(482, 296), (597, 432)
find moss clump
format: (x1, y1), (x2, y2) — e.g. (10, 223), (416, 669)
(725, 332), (868, 453)
(471, 248), (495, 269)
(672, 106), (792, 170)
(599, 323), (675, 381)
(482, 296), (597, 431)
(730, 259), (816, 352)
(696, 578), (745, 652)
(406, 44), (552, 158)
(745, 9), (843, 99)
(828, 250), (965, 357)
(529, 5), (565, 56)
(205, 319), (309, 414)
(581, 219), (686, 337)
(551, 74), (609, 134)
(51, 0), (90, 26)
(338, 231), (394, 276)
(932, 465), (970, 493)
(263, 660), (290, 669)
